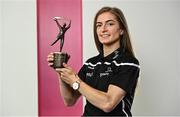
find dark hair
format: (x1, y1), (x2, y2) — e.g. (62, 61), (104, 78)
(93, 6), (135, 57)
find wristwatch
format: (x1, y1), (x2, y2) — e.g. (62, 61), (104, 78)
(72, 79), (81, 90)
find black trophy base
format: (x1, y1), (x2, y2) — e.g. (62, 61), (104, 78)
(53, 52), (70, 68)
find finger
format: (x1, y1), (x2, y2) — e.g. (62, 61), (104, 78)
(48, 62), (53, 66)
(49, 52), (54, 55)
(47, 57), (54, 62)
(47, 55), (54, 62)
(63, 63), (77, 75)
(62, 63), (72, 70)
(55, 68), (61, 72)
(47, 55), (54, 59)
(50, 52), (54, 55)
(47, 53), (54, 59)
(59, 72), (68, 80)
(56, 68), (71, 78)
(60, 73), (63, 78)
(55, 68), (66, 72)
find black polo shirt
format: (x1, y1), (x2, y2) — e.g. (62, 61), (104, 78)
(78, 47), (140, 116)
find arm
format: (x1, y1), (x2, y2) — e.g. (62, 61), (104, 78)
(65, 20), (71, 30)
(55, 20), (62, 29)
(47, 53), (81, 106)
(57, 63), (126, 112)
(78, 79), (126, 112)
(58, 74), (81, 106)
(67, 20), (71, 29)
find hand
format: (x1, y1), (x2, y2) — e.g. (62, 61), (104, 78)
(56, 63), (79, 86)
(47, 52), (54, 67)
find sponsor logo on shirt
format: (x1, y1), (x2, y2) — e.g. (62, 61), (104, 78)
(100, 72), (109, 77)
(99, 67), (112, 78)
(86, 72), (93, 77)
(105, 67), (112, 73)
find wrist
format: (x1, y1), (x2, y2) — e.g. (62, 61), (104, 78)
(59, 78), (69, 87)
(72, 74), (81, 90)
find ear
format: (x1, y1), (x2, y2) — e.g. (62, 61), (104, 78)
(120, 29), (124, 35)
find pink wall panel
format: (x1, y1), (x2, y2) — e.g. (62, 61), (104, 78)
(37, 0), (83, 116)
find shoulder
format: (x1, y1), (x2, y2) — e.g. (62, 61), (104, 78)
(114, 54), (140, 69)
(85, 54), (101, 63)
(78, 54), (100, 74)
(123, 55), (139, 65)
(82, 54), (102, 69)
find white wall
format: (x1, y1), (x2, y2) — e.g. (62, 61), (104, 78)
(0, 0), (38, 116)
(178, 1), (180, 112)
(0, 0), (2, 115)
(83, 0), (180, 116)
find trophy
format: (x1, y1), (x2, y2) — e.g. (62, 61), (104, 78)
(51, 16), (71, 68)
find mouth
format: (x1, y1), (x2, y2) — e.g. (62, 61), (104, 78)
(100, 33), (110, 38)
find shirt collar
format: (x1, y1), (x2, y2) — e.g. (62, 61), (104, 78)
(99, 47), (123, 62)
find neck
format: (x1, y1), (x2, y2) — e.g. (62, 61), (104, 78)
(103, 43), (120, 57)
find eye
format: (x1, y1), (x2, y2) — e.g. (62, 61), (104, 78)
(96, 23), (102, 28)
(106, 22), (114, 26)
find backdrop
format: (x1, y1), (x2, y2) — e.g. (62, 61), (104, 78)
(37, 0), (83, 116)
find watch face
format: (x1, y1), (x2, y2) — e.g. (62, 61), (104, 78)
(72, 82), (79, 90)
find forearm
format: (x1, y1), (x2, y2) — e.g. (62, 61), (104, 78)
(58, 75), (80, 106)
(78, 80), (117, 112)
(54, 63), (124, 110)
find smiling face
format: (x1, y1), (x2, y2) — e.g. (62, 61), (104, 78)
(96, 12), (123, 47)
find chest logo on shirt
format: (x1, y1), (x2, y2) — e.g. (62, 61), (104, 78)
(100, 72), (109, 77)
(99, 67), (112, 78)
(86, 72), (93, 77)
(105, 67), (112, 73)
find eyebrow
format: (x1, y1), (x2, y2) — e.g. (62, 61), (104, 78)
(96, 19), (116, 24)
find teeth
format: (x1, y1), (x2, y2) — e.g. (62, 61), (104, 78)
(101, 34), (110, 38)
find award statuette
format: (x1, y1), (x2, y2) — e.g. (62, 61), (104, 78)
(51, 17), (71, 68)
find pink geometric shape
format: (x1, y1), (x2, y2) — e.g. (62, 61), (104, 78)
(37, 0), (83, 116)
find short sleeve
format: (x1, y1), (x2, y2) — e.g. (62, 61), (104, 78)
(78, 65), (86, 82)
(110, 65), (140, 94)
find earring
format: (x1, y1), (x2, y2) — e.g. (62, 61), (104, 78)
(120, 30), (124, 35)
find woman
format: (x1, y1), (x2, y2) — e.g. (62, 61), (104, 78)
(47, 6), (140, 116)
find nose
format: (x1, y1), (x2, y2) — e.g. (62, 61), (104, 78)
(101, 24), (108, 32)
